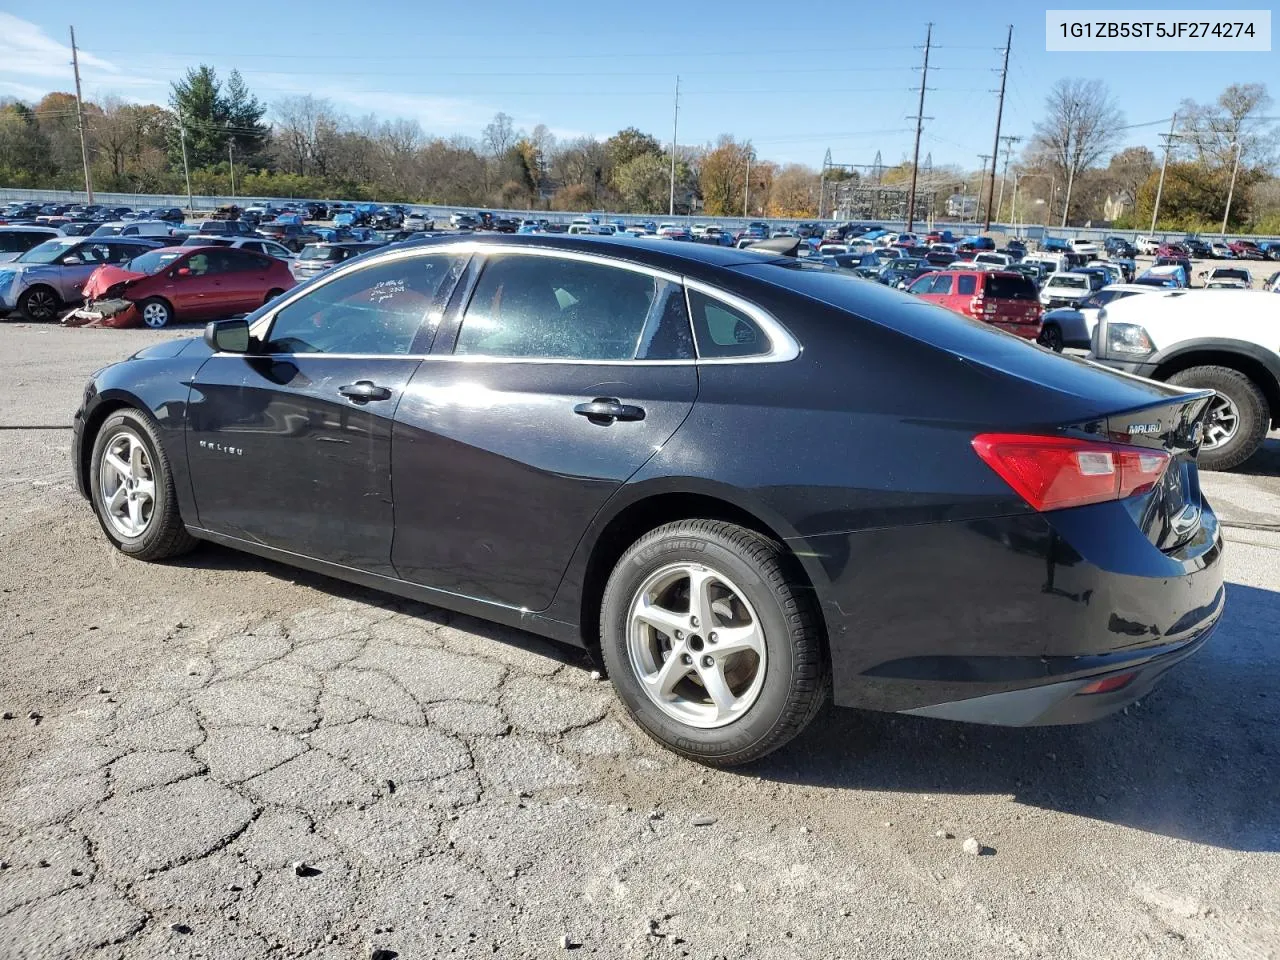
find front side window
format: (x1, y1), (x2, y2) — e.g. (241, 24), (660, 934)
(264, 253), (466, 355)
(455, 254), (682, 361)
(929, 274), (954, 295)
(907, 275), (935, 294)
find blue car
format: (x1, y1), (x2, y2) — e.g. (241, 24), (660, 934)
(333, 212), (356, 228)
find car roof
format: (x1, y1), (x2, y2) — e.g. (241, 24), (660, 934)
(0, 225), (60, 233)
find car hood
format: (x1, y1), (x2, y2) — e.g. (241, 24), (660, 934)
(83, 264), (148, 300)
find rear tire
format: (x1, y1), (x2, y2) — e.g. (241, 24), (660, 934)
(264, 288), (285, 305)
(1167, 365), (1268, 471)
(88, 409), (197, 560)
(600, 520), (828, 767)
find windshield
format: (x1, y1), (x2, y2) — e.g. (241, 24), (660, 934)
(126, 250), (182, 275)
(1215, 269), (1250, 281)
(15, 239), (80, 264)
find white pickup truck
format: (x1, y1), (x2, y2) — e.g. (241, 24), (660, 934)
(1091, 288), (1280, 469)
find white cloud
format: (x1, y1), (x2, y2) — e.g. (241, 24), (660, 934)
(0, 14), (118, 80)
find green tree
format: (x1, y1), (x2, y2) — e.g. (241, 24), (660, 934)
(613, 153), (670, 212)
(605, 127), (662, 172)
(169, 66), (265, 169)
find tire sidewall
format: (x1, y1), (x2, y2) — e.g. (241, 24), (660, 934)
(89, 412), (172, 556)
(601, 530), (799, 761)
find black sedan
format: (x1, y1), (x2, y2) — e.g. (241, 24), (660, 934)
(71, 234), (1225, 766)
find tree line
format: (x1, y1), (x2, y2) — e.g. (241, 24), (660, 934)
(1, 65), (1277, 232)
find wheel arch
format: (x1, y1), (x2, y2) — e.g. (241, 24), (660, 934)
(1150, 340), (1280, 427)
(77, 391), (148, 497)
(572, 482), (826, 662)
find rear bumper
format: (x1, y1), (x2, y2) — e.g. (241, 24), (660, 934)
(798, 500), (1225, 724)
(900, 608), (1218, 725)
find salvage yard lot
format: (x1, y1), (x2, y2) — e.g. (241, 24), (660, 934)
(1, 323), (1278, 960)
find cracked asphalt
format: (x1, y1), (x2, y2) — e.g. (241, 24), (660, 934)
(1, 323), (1278, 960)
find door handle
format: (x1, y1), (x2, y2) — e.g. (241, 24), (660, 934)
(574, 398), (646, 423)
(339, 380), (393, 402)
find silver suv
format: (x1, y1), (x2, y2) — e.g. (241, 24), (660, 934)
(0, 236), (161, 320)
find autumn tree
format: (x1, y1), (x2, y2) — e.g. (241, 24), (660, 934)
(699, 135), (751, 216)
(613, 153), (670, 212)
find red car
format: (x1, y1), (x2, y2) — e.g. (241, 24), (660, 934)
(1156, 242), (1188, 258)
(1229, 239), (1266, 260)
(66, 245), (295, 328)
(907, 268), (1043, 339)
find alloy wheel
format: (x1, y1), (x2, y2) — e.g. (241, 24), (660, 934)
(141, 302), (170, 328)
(98, 431), (156, 538)
(626, 562), (767, 729)
(23, 289), (57, 321)
(1203, 395), (1239, 449)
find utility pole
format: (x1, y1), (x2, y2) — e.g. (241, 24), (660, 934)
(668, 75), (680, 217)
(905, 22), (933, 233)
(228, 140), (236, 198)
(178, 116), (194, 212)
(818, 148), (831, 219)
(983, 24), (1012, 231)
(976, 154), (992, 223)
(1150, 113), (1177, 233)
(995, 135), (1021, 223)
(743, 146), (752, 218)
(69, 26), (94, 204)
(1222, 140), (1242, 235)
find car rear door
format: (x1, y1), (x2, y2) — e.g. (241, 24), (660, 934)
(389, 248), (699, 611)
(186, 249), (468, 573)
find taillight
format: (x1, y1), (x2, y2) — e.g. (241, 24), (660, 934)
(969, 296), (994, 315)
(971, 433), (1171, 511)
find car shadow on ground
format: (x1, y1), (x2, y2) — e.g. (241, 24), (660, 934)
(173, 542), (594, 672)
(174, 546), (1277, 852)
(756, 580), (1280, 853)
(1237, 434), (1280, 479)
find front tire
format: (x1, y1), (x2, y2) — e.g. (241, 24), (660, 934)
(1167, 365), (1268, 471)
(600, 520), (827, 767)
(138, 298), (172, 329)
(88, 409), (197, 560)
(18, 286), (61, 322)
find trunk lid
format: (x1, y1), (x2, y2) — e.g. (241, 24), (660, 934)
(1106, 392), (1215, 552)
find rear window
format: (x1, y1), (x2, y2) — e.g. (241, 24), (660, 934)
(984, 274), (1039, 300)
(1215, 269), (1249, 281)
(1049, 275), (1088, 290)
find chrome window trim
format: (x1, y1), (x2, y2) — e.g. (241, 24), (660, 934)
(682, 278), (800, 364)
(243, 240), (799, 366)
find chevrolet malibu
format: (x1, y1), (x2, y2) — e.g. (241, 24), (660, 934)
(71, 235), (1225, 765)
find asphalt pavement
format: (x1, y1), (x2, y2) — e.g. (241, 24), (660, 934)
(0, 323), (1277, 960)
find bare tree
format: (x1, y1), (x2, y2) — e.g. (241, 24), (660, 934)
(1178, 83), (1277, 169)
(481, 112), (516, 158)
(1031, 78), (1123, 226)
(272, 96), (341, 176)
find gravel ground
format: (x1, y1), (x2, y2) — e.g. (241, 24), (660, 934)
(1, 323), (1277, 960)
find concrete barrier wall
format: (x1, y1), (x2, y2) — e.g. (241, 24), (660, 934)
(2, 186), (1276, 244)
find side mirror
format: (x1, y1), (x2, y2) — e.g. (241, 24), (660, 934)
(204, 318), (250, 354)
(62, 256), (83, 265)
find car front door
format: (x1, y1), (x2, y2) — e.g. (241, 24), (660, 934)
(389, 249), (699, 611)
(53, 241), (111, 302)
(186, 250), (469, 573)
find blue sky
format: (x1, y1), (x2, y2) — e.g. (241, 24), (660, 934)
(1, 2), (1275, 169)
